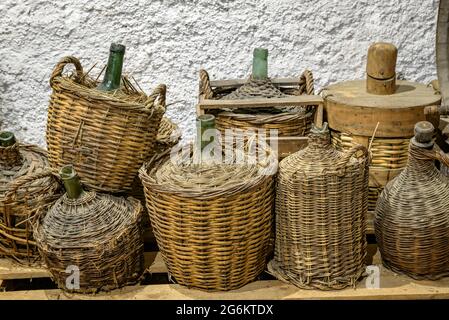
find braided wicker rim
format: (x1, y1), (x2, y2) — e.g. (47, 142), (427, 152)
(0, 144), (61, 264)
(157, 117), (181, 146)
(375, 142), (449, 280)
(34, 191), (144, 293)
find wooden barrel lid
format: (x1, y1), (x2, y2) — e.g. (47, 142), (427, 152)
(323, 80), (441, 137)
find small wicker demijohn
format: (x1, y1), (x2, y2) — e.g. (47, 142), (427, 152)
(139, 114), (276, 291)
(34, 165), (145, 293)
(0, 132), (60, 264)
(375, 121), (449, 280)
(268, 121), (370, 290)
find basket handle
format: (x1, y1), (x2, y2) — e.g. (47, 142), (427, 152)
(336, 144), (369, 172)
(49, 56), (84, 88)
(145, 84), (166, 110)
(4, 170), (60, 203)
(300, 69), (315, 95)
(199, 69), (214, 99)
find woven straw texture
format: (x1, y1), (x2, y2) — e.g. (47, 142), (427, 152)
(47, 56), (166, 193)
(375, 141), (449, 280)
(139, 145), (276, 291)
(268, 127), (369, 290)
(331, 130), (409, 212)
(199, 69), (314, 148)
(34, 191), (144, 293)
(0, 143), (60, 264)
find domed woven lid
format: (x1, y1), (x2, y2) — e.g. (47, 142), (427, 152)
(143, 144), (277, 198)
(0, 133), (50, 196)
(280, 123), (368, 177)
(35, 191), (142, 249)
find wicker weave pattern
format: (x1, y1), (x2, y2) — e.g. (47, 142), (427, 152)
(268, 130), (369, 290)
(46, 56), (166, 193)
(0, 144), (60, 264)
(375, 143), (449, 280)
(139, 148), (276, 291)
(34, 192), (144, 293)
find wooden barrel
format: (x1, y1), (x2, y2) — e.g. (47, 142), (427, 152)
(323, 80), (441, 232)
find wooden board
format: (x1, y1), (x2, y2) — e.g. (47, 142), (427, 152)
(197, 95), (324, 115)
(324, 80), (441, 137)
(2, 245), (449, 300)
(0, 252), (167, 281)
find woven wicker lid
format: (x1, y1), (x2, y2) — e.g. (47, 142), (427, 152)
(280, 123), (367, 176)
(35, 191), (142, 249)
(143, 144), (277, 198)
(0, 135), (50, 195)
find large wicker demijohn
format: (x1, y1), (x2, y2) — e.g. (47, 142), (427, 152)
(46, 44), (166, 193)
(268, 121), (370, 290)
(0, 132), (60, 264)
(139, 115), (276, 291)
(375, 121), (449, 280)
(34, 165), (145, 293)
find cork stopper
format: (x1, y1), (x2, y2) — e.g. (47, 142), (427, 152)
(411, 121), (434, 148)
(366, 42), (398, 95)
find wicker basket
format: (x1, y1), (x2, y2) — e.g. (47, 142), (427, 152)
(47, 56), (166, 193)
(375, 122), (449, 280)
(199, 69), (317, 159)
(0, 142), (60, 264)
(139, 144), (276, 291)
(268, 123), (369, 290)
(34, 187), (144, 293)
(331, 131), (409, 212)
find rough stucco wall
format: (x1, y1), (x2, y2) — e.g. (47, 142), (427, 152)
(0, 0), (440, 146)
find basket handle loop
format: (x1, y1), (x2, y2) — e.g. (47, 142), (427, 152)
(50, 56), (84, 88)
(145, 84), (167, 110)
(337, 144), (369, 171)
(4, 169), (60, 203)
(199, 69), (214, 99)
(300, 69), (315, 95)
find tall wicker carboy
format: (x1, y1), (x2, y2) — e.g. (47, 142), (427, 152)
(268, 121), (369, 290)
(375, 121), (449, 280)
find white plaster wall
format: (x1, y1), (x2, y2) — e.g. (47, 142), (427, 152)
(0, 0), (440, 146)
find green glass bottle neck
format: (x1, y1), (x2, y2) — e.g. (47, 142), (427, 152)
(252, 48), (268, 80)
(97, 44), (125, 92)
(60, 166), (85, 199)
(0, 132), (16, 147)
(197, 114), (216, 152)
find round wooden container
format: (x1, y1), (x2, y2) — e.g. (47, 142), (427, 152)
(323, 80), (441, 223)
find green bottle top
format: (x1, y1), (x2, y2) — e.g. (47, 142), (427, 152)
(197, 114), (216, 152)
(97, 43), (126, 92)
(0, 132), (16, 147)
(59, 165), (85, 199)
(252, 48), (268, 80)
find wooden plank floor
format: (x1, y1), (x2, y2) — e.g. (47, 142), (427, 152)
(1, 244), (449, 300)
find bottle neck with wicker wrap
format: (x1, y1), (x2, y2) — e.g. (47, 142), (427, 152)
(0, 131), (22, 166)
(308, 123), (331, 150)
(60, 165), (85, 199)
(97, 43), (125, 92)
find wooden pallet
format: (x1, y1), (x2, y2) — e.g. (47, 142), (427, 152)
(1, 244), (449, 300)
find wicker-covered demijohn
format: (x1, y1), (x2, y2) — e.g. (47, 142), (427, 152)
(47, 56), (166, 193)
(268, 122), (369, 290)
(0, 132), (60, 264)
(34, 165), (144, 293)
(375, 121), (449, 280)
(139, 137), (276, 291)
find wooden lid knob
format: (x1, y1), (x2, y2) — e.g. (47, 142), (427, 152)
(366, 42), (397, 79)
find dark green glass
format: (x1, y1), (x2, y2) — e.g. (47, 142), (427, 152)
(252, 48), (268, 80)
(97, 43), (126, 92)
(196, 114), (216, 152)
(59, 165), (84, 199)
(0, 131), (16, 147)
